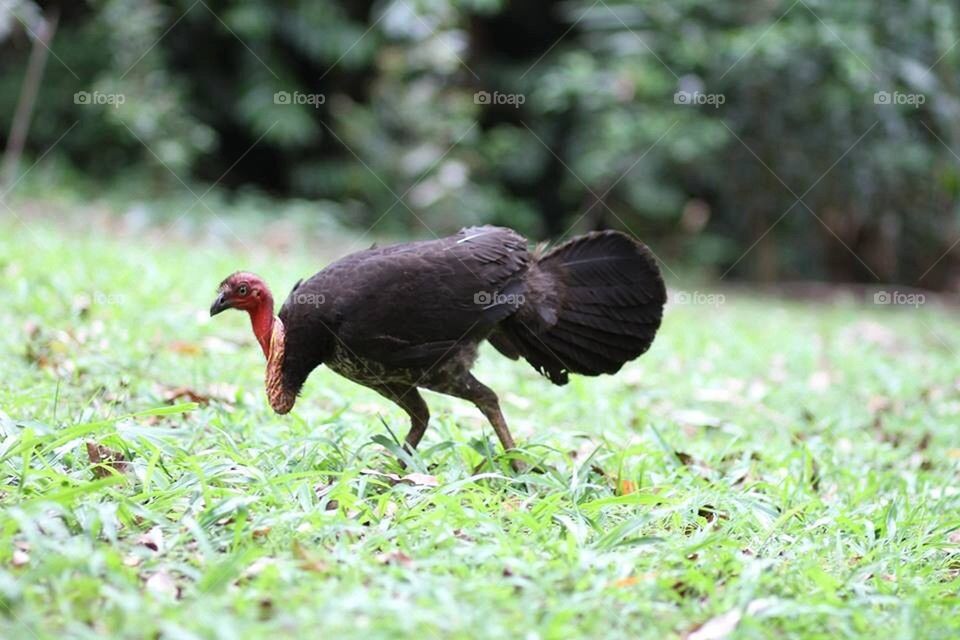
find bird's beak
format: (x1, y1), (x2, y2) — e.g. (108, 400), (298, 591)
(209, 292), (232, 316)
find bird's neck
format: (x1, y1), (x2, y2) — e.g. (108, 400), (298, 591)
(249, 295), (276, 358)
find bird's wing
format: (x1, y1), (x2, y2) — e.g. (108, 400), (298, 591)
(284, 226), (531, 369)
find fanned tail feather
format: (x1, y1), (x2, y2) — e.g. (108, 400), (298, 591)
(489, 230), (666, 384)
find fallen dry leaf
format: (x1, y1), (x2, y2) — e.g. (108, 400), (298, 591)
(375, 550), (413, 567)
(160, 382), (242, 407)
(136, 526), (164, 554)
(868, 395), (893, 415)
(145, 571), (180, 600)
(169, 341), (203, 356)
(360, 468), (402, 483)
(501, 497), (522, 512)
(612, 575), (639, 588)
(617, 479), (637, 496)
(697, 505), (728, 524)
(161, 386), (212, 405)
(292, 540), (329, 573)
(359, 469), (439, 487)
(400, 473), (438, 487)
(86, 441), (131, 478)
(686, 609), (742, 640)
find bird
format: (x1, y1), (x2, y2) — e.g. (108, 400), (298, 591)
(210, 226), (666, 467)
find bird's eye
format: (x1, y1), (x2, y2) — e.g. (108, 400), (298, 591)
(237, 284), (249, 296)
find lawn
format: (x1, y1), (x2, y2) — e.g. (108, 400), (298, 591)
(1, 205), (959, 639)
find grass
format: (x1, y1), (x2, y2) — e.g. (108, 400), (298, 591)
(1, 205), (960, 639)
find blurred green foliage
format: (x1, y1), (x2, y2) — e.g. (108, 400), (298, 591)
(2, 0), (959, 285)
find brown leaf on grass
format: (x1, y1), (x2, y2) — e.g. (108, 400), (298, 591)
(501, 497), (523, 512)
(685, 609), (742, 640)
(158, 383), (239, 407)
(359, 469), (438, 487)
(591, 464), (649, 499)
(136, 526), (164, 554)
(400, 473), (438, 487)
(610, 572), (656, 588)
(375, 550), (413, 567)
(252, 526), (271, 539)
(453, 529), (474, 542)
(169, 341), (202, 356)
(23, 323), (69, 371)
(292, 540), (329, 573)
(314, 483), (340, 510)
(161, 386), (212, 405)
(672, 580), (697, 598)
(675, 452), (713, 478)
(617, 479), (637, 496)
(697, 505), (729, 524)
(86, 441), (131, 478)
(144, 571), (180, 600)
(868, 395), (893, 415)
(360, 468), (402, 483)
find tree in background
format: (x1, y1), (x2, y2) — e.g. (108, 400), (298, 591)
(1, 0), (959, 287)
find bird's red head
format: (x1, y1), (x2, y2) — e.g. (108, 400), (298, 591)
(210, 271), (276, 357)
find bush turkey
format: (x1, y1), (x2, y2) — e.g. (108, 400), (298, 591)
(210, 226), (666, 466)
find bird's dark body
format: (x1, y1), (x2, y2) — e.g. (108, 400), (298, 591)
(273, 225), (667, 461)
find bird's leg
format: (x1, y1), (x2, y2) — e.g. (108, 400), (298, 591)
(371, 384), (430, 453)
(440, 374), (522, 470)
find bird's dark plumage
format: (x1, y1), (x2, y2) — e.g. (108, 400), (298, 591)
(217, 226), (666, 466)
